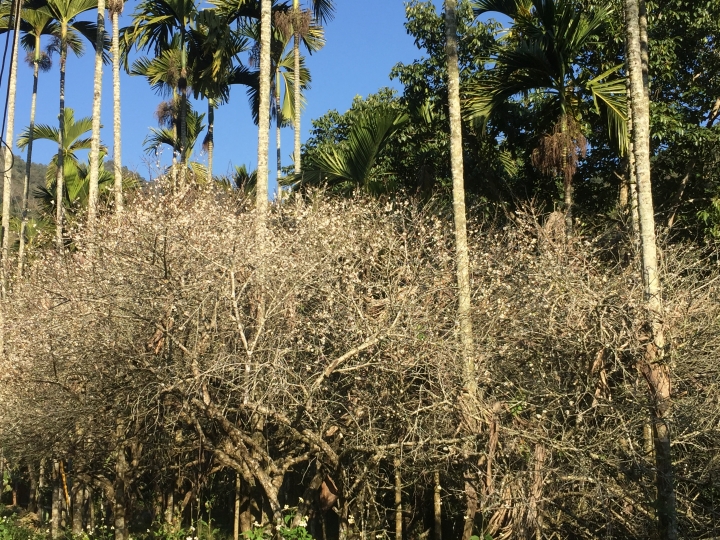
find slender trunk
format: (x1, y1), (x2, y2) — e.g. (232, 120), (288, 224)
(18, 44), (41, 277)
(51, 460), (61, 539)
(111, 9), (123, 212)
(275, 71), (281, 184)
(256, 0), (271, 235)
(624, 37), (640, 240)
(207, 100), (214, 182)
(561, 115), (573, 237)
(624, 0), (677, 538)
(394, 459), (402, 539)
(293, 2), (301, 175)
(233, 473), (240, 540)
(1, 0), (22, 295)
(114, 444), (128, 540)
(461, 482), (477, 540)
(444, 0), (477, 401)
(38, 459), (46, 522)
(29, 462), (38, 514)
(55, 34), (68, 253)
(88, 0), (106, 228)
(72, 485), (85, 535)
(164, 487), (174, 525)
(433, 472), (442, 540)
(178, 27), (188, 187)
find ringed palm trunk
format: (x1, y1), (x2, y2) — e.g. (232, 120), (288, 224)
(207, 99), (214, 182)
(110, 4), (123, 212)
(88, 0), (106, 228)
(276, 71), (281, 185)
(256, 0), (271, 234)
(55, 26), (68, 253)
(178, 26), (188, 187)
(1, 0), (22, 294)
(293, 0), (301, 174)
(444, 0), (476, 399)
(18, 38), (43, 277)
(624, 0), (677, 538)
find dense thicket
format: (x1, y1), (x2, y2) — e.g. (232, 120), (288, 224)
(1, 187), (719, 539)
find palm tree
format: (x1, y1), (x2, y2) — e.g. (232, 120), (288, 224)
(468, 0), (627, 234)
(624, 0), (676, 537)
(187, 9), (249, 182)
(445, 0), (478, 448)
(256, 0), (271, 233)
(283, 106), (408, 194)
(87, 0), (107, 228)
(17, 108), (108, 220)
(123, 0), (198, 187)
(0, 4), (57, 275)
(275, 0), (332, 174)
(243, 18), (316, 183)
(144, 102), (207, 181)
(0, 0), (22, 290)
(108, 0), (124, 213)
(131, 41), (187, 185)
(44, 0), (106, 250)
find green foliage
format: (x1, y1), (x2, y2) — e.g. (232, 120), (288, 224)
(240, 513), (313, 540)
(0, 513), (43, 540)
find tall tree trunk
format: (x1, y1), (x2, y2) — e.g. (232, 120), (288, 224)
(275, 72), (281, 185)
(256, 0), (271, 235)
(18, 39), (42, 277)
(178, 27), (188, 187)
(114, 445), (128, 540)
(433, 472), (442, 540)
(207, 100), (214, 182)
(55, 33), (68, 253)
(72, 485), (85, 535)
(624, 1), (677, 538)
(293, 0), (301, 175)
(51, 460), (62, 539)
(88, 0), (106, 228)
(444, 0), (477, 401)
(111, 6), (123, 212)
(1, 0), (21, 295)
(233, 472), (241, 540)
(394, 459), (402, 540)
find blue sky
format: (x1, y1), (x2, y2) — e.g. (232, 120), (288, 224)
(4, 1), (436, 191)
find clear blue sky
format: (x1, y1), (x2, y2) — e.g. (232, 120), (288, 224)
(4, 1), (442, 191)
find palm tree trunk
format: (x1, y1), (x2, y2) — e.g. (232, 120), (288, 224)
(56, 31), (68, 253)
(111, 8), (123, 213)
(624, 1), (677, 538)
(18, 45), (42, 277)
(88, 0), (106, 228)
(256, 0), (271, 235)
(207, 100), (214, 182)
(293, 0), (301, 175)
(444, 0), (477, 400)
(178, 26), (188, 187)
(275, 71), (281, 184)
(1, 0), (22, 295)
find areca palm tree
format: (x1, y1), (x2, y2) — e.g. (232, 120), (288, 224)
(0, 0), (22, 288)
(17, 108), (110, 225)
(144, 103), (207, 181)
(282, 106), (408, 194)
(187, 9), (249, 181)
(108, 0), (124, 213)
(275, 0), (332, 174)
(242, 19), (315, 181)
(122, 0), (198, 186)
(0, 4), (56, 274)
(44, 0), (106, 250)
(468, 0), (627, 234)
(131, 41), (187, 185)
